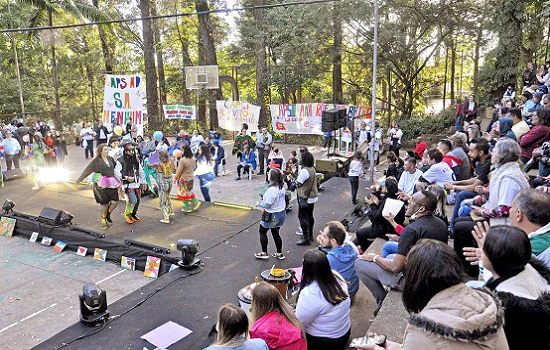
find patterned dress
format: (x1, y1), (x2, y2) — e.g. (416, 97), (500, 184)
(156, 161), (174, 220)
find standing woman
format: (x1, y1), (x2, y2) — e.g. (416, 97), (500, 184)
(255, 169), (287, 260)
(296, 249), (351, 350)
(154, 150), (175, 224)
(296, 151), (319, 246)
(76, 144), (120, 228)
(28, 133), (46, 190)
(250, 282), (307, 350)
(388, 122), (403, 156)
(54, 130), (68, 165)
(175, 145), (201, 212)
(195, 144), (216, 202)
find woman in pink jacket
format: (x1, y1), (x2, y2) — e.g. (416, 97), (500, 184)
(250, 282), (307, 350)
(519, 108), (550, 164)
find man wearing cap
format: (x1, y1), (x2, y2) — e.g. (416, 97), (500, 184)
(117, 140), (146, 224)
(2, 130), (21, 170)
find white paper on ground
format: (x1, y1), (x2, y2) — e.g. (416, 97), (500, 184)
(382, 198), (405, 217)
(141, 321), (192, 349)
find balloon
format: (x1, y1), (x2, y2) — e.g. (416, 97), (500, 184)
(173, 149), (182, 158)
(153, 131), (163, 142)
(113, 125), (123, 136)
(22, 135), (30, 143)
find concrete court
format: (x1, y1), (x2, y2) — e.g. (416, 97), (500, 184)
(1, 140), (379, 350)
(0, 235), (150, 350)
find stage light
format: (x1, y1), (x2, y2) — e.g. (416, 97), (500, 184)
(177, 239), (202, 269)
(39, 166), (70, 184)
(2, 199), (15, 214)
(79, 283), (109, 326)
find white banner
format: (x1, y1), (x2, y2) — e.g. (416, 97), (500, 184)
(270, 103), (371, 135)
(163, 104), (196, 120)
(102, 74), (144, 136)
(216, 101), (261, 132)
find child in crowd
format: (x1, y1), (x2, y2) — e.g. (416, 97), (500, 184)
(348, 151), (364, 205)
(154, 150), (175, 223)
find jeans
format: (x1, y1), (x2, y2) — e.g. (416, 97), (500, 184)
(125, 188), (141, 216)
(455, 115), (463, 131)
(5, 154), (20, 170)
(382, 241), (398, 258)
(323, 135), (331, 148)
(198, 172), (215, 202)
(306, 328), (350, 350)
(458, 199), (474, 217)
(84, 139), (94, 159)
(298, 198), (315, 241)
(355, 254), (403, 307)
(349, 176), (359, 203)
(450, 190), (476, 233)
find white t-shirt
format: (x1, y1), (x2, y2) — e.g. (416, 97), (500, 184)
(262, 186), (286, 213)
(296, 273), (351, 338)
(99, 128), (106, 140)
(194, 157), (214, 176)
(358, 129), (370, 144)
(297, 168), (319, 203)
(348, 160), (364, 177)
(80, 127), (94, 140)
(398, 169), (423, 196)
(190, 135), (204, 148)
(422, 162), (454, 187)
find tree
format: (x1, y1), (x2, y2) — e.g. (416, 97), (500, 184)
(22, 0), (105, 130)
(138, 0), (160, 128)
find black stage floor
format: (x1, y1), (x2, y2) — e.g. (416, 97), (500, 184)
(34, 177), (370, 350)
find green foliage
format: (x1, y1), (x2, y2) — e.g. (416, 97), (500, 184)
(390, 109), (456, 141)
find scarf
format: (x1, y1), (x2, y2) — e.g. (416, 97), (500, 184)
(486, 161), (529, 212)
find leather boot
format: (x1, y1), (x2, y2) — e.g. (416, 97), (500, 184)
(296, 232), (311, 245)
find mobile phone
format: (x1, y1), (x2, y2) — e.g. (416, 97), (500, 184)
(350, 335), (386, 347)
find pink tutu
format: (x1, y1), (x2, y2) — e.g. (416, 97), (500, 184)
(97, 176), (121, 188)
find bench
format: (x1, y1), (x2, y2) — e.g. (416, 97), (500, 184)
(364, 238), (409, 343)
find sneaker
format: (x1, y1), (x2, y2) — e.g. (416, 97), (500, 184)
(168, 211), (175, 216)
(32, 186), (40, 191)
(160, 218), (170, 224)
(374, 166), (378, 171)
(257, 171), (264, 175)
(131, 215), (141, 222)
(235, 177), (241, 181)
(124, 215), (135, 224)
(193, 201), (202, 211)
(101, 217), (110, 229)
(254, 252), (269, 260)
(296, 238), (312, 246)
(295, 228), (303, 236)
(182, 207), (191, 213)
(271, 253), (285, 260)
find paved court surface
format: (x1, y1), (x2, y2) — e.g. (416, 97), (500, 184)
(0, 235), (151, 350)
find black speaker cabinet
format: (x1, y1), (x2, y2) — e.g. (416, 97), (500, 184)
(337, 108), (347, 128)
(39, 207), (64, 225)
(322, 109), (338, 132)
(3, 168), (26, 182)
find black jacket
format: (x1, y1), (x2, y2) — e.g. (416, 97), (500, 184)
(368, 195), (406, 238)
(486, 258), (550, 350)
(95, 125), (110, 140)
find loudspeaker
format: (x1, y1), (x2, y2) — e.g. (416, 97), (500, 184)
(39, 207), (73, 225)
(337, 108), (347, 128)
(2, 168), (26, 182)
(322, 109), (338, 132)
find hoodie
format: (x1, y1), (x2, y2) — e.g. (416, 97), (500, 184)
(404, 284), (509, 350)
(498, 117), (517, 141)
(485, 258), (550, 350)
(250, 311), (307, 350)
(326, 242), (359, 298)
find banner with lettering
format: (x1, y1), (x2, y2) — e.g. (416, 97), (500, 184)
(216, 101), (261, 132)
(270, 104), (371, 135)
(163, 105), (196, 120)
(102, 74), (144, 136)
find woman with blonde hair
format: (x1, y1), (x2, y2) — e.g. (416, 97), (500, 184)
(153, 149), (175, 223)
(204, 304), (268, 350)
(250, 282), (307, 350)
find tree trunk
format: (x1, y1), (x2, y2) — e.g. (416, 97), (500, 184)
(92, 0), (114, 73)
(195, 0), (221, 129)
(450, 40), (456, 102)
(254, 0), (268, 126)
(151, 2), (167, 108)
(86, 65), (97, 119)
(48, 10), (62, 130)
(175, 13), (194, 104)
(332, 2), (343, 104)
(443, 46), (448, 109)
(139, 0), (160, 129)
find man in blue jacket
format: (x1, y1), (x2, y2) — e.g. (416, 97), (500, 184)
(316, 221), (359, 298)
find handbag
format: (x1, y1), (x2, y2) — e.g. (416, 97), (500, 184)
(298, 197), (309, 209)
(261, 210), (272, 222)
